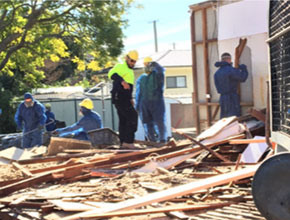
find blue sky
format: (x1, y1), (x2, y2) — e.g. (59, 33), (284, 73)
(122, 0), (206, 57)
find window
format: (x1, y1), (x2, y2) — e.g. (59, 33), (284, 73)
(166, 76), (186, 88)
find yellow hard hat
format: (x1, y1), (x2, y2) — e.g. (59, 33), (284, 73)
(143, 57), (153, 64)
(79, 98), (93, 110)
(127, 50), (139, 61)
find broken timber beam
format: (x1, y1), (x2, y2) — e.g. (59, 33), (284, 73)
(114, 134), (244, 169)
(248, 108), (266, 123)
(172, 128), (231, 163)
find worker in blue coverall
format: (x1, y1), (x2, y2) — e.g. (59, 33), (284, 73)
(108, 50), (139, 149)
(214, 52), (248, 119)
(45, 103), (56, 132)
(135, 57), (167, 143)
(14, 92), (47, 148)
(52, 98), (103, 140)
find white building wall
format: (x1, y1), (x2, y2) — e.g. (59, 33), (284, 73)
(218, 0), (269, 40)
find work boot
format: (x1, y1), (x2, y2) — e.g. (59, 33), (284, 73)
(121, 142), (138, 149)
(154, 141), (167, 147)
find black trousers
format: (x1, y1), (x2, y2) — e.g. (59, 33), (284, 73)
(114, 102), (138, 144)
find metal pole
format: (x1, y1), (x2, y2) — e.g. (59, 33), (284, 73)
(74, 99), (78, 123)
(111, 99), (115, 130)
(101, 85), (105, 126)
(153, 20), (158, 52)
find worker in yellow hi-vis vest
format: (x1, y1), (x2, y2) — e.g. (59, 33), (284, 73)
(108, 50), (139, 149)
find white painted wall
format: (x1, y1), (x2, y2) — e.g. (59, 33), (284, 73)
(218, 0), (269, 40)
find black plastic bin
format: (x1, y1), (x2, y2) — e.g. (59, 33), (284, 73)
(87, 128), (120, 147)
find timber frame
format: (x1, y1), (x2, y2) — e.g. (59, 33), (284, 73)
(189, 1), (253, 134)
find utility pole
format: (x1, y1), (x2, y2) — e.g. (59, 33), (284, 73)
(173, 42), (176, 50)
(152, 20), (158, 52)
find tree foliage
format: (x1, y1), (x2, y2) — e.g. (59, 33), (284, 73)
(0, 0), (133, 133)
(0, 0), (132, 87)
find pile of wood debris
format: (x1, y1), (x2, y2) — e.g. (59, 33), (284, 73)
(0, 113), (270, 220)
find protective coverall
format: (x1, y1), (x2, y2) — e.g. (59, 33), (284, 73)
(55, 107), (103, 141)
(214, 62), (248, 118)
(108, 61), (138, 145)
(45, 110), (56, 131)
(14, 94), (47, 148)
(135, 62), (167, 142)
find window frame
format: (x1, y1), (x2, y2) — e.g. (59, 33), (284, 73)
(166, 75), (187, 89)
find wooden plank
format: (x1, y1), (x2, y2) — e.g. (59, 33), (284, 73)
(0, 178), (27, 188)
(114, 147), (203, 169)
(64, 165), (259, 219)
(133, 152), (198, 173)
(229, 139), (266, 144)
(228, 153), (242, 187)
(197, 116), (237, 140)
(248, 108), (266, 123)
(75, 202), (235, 218)
(12, 162), (33, 177)
(200, 121), (244, 145)
(0, 147), (33, 161)
(0, 172), (54, 197)
(190, 9), (201, 134)
(18, 152), (99, 165)
(202, 7), (212, 127)
(47, 137), (92, 156)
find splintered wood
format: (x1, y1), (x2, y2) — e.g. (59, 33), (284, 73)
(0, 116), (268, 220)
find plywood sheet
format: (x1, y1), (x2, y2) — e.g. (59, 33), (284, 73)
(197, 116), (237, 141)
(240, 136), (268, 163)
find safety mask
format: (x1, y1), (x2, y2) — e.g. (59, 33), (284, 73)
(144, 63), (153, 74)
(24, 99), (34, 108)
(79, 109), (83, 116)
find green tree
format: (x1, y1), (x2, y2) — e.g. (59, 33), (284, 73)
(0, 0), (133, 133)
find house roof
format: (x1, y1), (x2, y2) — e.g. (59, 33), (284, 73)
(135, 50), (192, 68)
(32, 85), (112, 101)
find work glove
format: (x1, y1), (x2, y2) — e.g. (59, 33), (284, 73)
(51, 130), (59, 136)
(60, 133), (75, 138)
(239, 64), (247, 70)
(66, 133), (75, 138)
